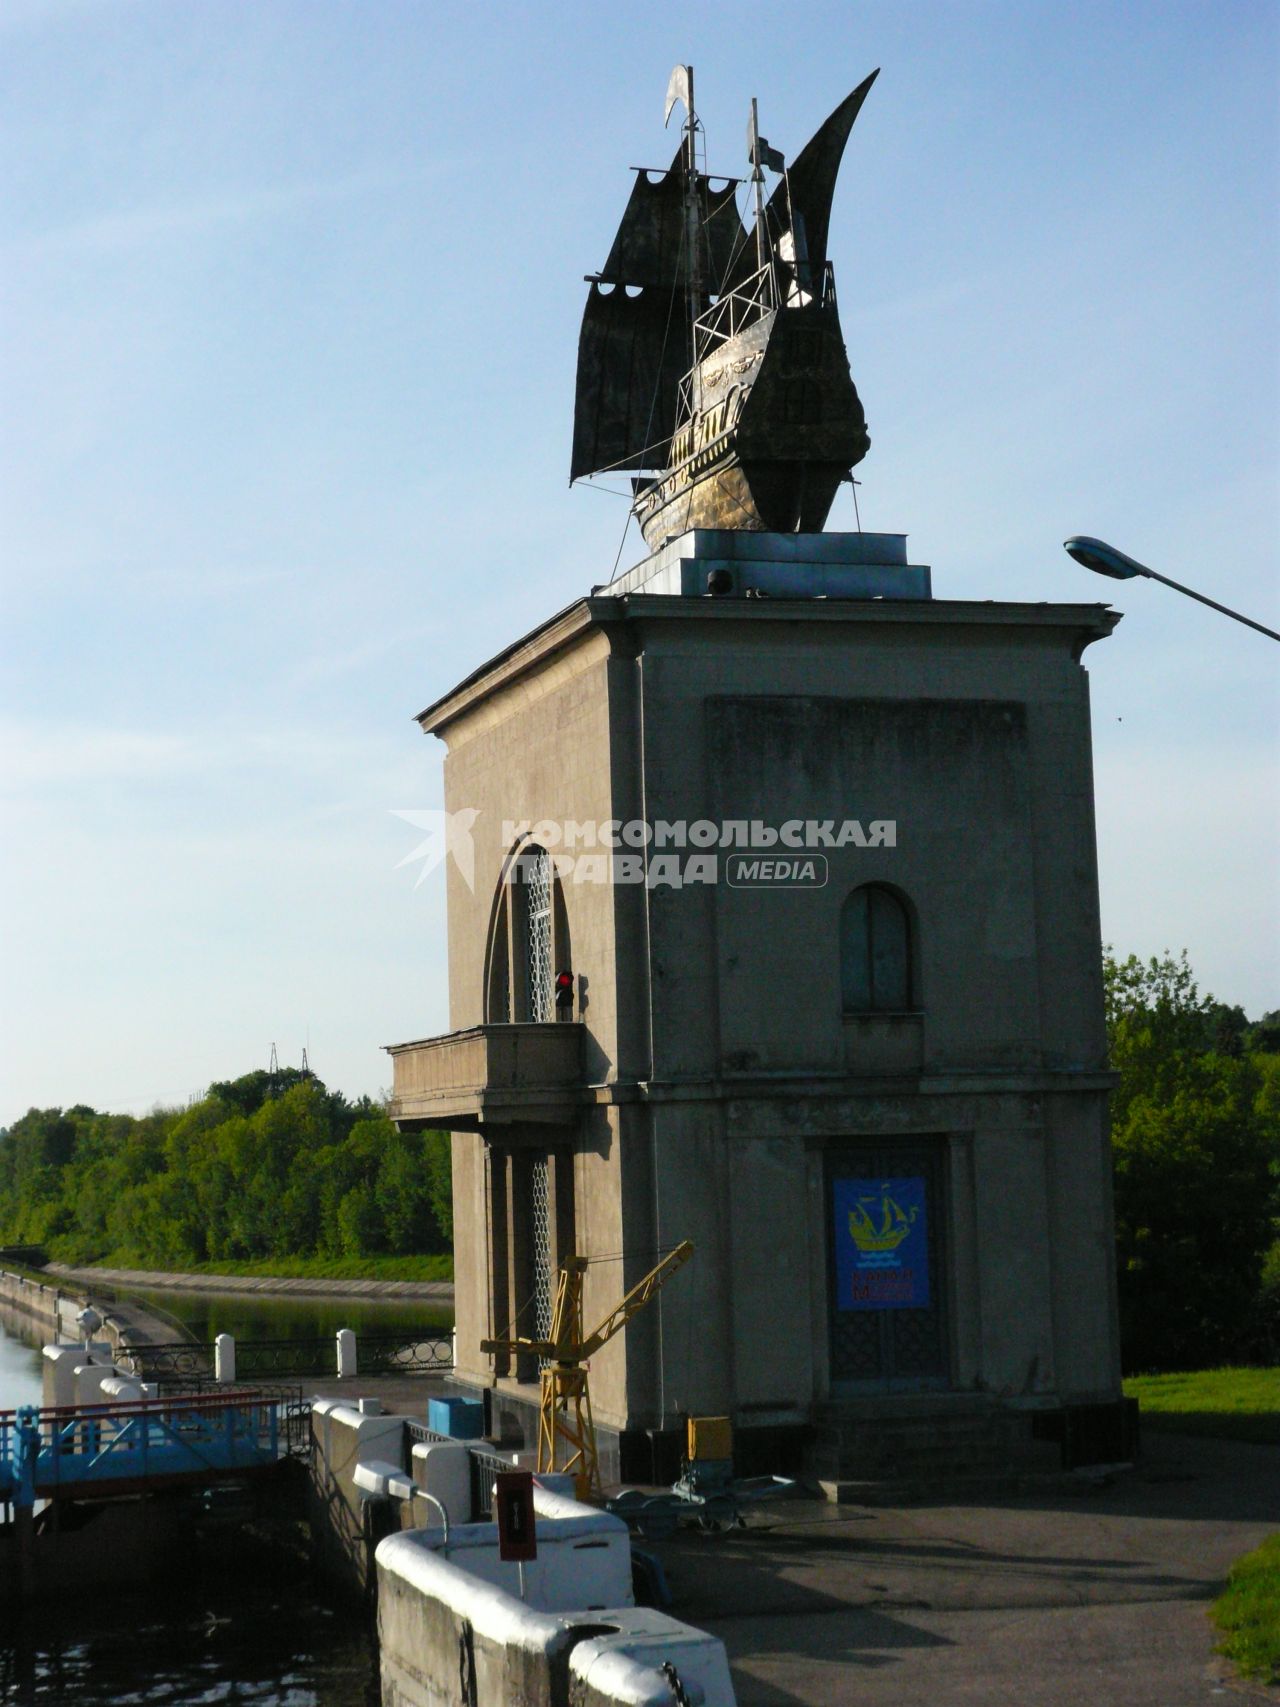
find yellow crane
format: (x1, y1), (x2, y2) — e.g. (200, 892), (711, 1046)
(481, 1240), (693, 1501)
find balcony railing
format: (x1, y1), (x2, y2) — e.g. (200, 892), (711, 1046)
(385, 1023), (584, 1130)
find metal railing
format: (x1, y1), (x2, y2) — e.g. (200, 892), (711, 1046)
(266, 1387), (312, 1458)
(695, 262), (774, 353)
(690, 256), (838, 362)
(403, 1420), (518, 1521)
(118, 1332), (453, 1382)
(117, 1341), (212, 1380)
(1, 1389), (309, 1506)
(468, 1447), (517, 1519)
(405, 1420), (455, 1448)
(357, 1333), (453, 1375)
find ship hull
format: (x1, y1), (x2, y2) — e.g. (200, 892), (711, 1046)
(635, 301), (869, 550)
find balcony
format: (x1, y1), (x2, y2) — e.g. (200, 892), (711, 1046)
(385, 1023), (584, 1130)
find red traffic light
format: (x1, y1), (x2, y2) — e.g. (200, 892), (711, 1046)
(554, 970), (574, 1010)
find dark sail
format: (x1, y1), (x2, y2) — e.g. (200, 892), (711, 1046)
(722, 70), (880, 295)
(573, 68), (879, 547)
(571, 151), (744, 481)
(570, 285), (689, 479)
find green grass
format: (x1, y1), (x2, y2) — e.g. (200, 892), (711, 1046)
(61, 1251), (454, 1284)
(1123, 1366), (1280, 1444)
(1211, 1535), (1280, 1684)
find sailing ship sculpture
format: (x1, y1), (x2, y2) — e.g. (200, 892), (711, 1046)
(572, 66), (879, 549)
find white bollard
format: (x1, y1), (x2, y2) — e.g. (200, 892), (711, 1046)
(336, 1327), (356, 1379)
(215, 1333), (236, 1384)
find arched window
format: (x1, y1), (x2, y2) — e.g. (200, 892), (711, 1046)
(841, 885), (912, 1013)
(484, 843), (571, 1023)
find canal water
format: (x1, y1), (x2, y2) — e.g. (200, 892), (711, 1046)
(119, 1286), (452, 1345)
(0, 1315), (45, 1412)
(0, 1287), (452, 1704)
(2, 1583), (381, 1705)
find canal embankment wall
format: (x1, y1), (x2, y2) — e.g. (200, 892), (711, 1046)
(44, 1262), (454, 1305)
(0, 1267), (184, 1367)
(0, 1266), (81, 1348)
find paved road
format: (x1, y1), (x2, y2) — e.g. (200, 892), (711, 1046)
(650, 1430), (1277, 1706)
(44, 1262), (454, 1304)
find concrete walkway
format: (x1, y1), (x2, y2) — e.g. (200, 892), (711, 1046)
(101, 1294), (195, 1348)
(44, 1263), (454, 1305)
(301, 1386), (1275, 1702)
(647, 1430), (1278, 1706)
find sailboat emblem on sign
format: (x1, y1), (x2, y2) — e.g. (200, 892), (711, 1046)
(848, 1185), (918, 1268)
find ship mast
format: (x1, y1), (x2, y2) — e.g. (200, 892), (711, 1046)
(749, 97), (768, 287)
(665, 64), (702, 378)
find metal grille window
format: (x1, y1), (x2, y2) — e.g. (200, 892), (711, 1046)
(524, 846), (553, 1023)
(530, 1154), (553, 1359)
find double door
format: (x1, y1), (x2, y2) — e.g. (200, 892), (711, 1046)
(827, 1141), (950, 1392)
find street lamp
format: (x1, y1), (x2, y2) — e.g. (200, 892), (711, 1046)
(1064, 536), (1279, 643)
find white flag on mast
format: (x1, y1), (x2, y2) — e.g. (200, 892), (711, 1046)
(664, 64), (692, 126)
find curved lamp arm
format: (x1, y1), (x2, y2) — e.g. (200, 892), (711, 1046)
(1064, 536), (1279, 642)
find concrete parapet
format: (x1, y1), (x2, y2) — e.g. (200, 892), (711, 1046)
(309, 1398), (409, 1598)
(378, 1538), (594, 1707)
(99, 1375), (145, 1403)
(375, 1489), (735, 1705)
(0, 1268), (66, 1344)
(323, 1403), (406, 1467)
(569, 1608), (736, 1706)
(41, 1343), (116, 1408)
(410, 1440), (471, 1525)
(73, 1360), (120, 1407)
(385, 1497), (630, 1611)
(42, 1344), (84, 1408)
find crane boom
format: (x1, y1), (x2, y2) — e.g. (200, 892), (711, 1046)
(478, 1238), (694, 1500)
(578, 1239), (694, 1360)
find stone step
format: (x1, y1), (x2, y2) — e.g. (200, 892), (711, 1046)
(814, 1462), (1123, 1506)
(812, 1424), (1017, 1455)
(814, 1419), (1011, 1446)
(811, 1397), (1003, 1421)
(805, 1402), (1036, 1487)
(816, 1449), (1014, 1480)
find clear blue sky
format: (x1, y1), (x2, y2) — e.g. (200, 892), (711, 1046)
(2, 0), (1277, 1121)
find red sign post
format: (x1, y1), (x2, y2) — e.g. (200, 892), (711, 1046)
(495, 1470), (538, 1563)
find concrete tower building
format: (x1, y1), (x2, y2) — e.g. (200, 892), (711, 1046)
(386, 528), (1128, 1485)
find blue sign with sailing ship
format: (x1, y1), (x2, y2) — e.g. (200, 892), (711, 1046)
(833, 1177), (929, 1311)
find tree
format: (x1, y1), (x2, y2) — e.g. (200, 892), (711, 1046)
(1105, 950), (1279, 1371)
(423, 1132), (454, 1244)
(0, 1066), (457, 1272)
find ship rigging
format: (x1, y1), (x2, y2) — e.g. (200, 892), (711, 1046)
(571, 67), (879, 549)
